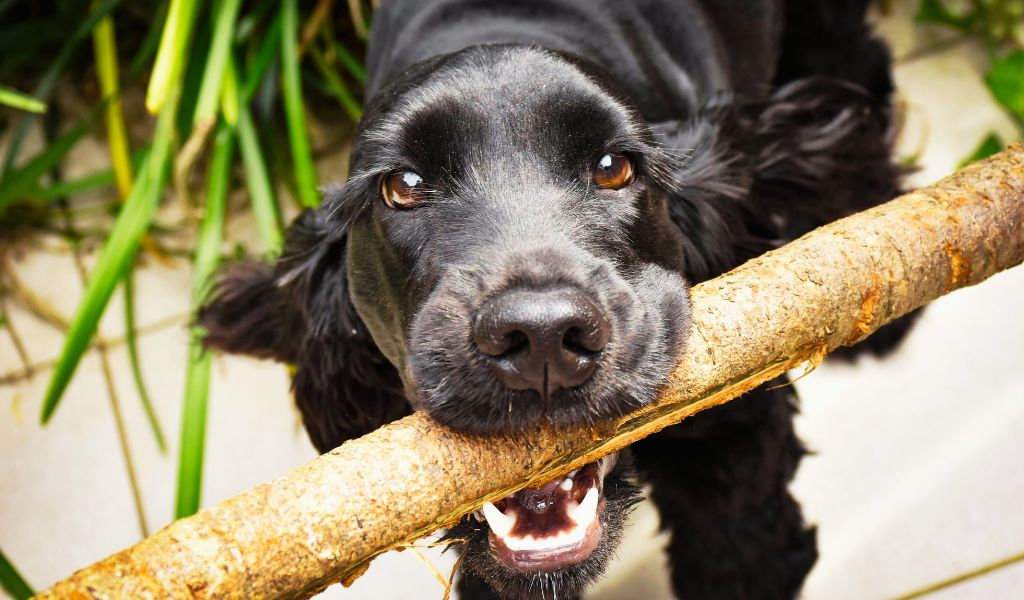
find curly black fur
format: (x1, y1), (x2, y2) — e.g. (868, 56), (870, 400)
(199, 0), (917, 597)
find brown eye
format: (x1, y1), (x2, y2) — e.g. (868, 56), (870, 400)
(593, 153), (634, 189)
(382, 171), (427, 209)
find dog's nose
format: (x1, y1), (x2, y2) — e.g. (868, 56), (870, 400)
(474, 288), (609, 393)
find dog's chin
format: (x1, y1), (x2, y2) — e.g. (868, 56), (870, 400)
(445, 453), (641, 600)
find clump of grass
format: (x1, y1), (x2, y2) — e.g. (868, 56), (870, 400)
(0, 0), (370, 553)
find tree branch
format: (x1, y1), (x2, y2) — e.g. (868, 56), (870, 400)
(41, 144), (1024, 599)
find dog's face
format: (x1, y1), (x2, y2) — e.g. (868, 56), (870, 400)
(341, 45), (691, 427)
(322, 45), (690, 598)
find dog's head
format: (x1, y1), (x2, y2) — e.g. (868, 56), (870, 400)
(204, 44), (695, 599)
(338, 45), (690, 596)
(343, 45), (691, 430)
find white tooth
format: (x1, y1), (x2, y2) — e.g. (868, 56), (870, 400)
(472, 509), (484, 522)
(568, 469), (579, 478)
(568, 486), (599, 527)
(499, 525), (589, 552)
(481, 502), (516, 538)
(560, 478), (573, 492)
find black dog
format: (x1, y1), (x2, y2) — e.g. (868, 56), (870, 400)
(200, 1), (915, 598)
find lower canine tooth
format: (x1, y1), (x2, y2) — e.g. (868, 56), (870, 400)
(482, 501), (516, 537)
(568, 486), (599, 527)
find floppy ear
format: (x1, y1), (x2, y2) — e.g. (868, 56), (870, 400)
(197, 260), (306, 363)
(200, 209), (409, 453)
(654, 76), (917, 355)
(654, 77), (904, 283)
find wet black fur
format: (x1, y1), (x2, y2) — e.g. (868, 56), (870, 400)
(199, 0), (916, 597)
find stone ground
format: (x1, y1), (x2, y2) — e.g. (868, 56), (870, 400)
(1, 2), (1023, 598)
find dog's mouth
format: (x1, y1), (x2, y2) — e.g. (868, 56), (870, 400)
(473, 453), (617, 572)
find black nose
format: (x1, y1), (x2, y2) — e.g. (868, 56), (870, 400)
(474, 288), (609, 394)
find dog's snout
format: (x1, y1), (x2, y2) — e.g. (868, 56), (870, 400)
(474, 288), (609, 393)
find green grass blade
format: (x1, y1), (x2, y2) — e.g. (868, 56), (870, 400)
(236, 103), (283, 254)
(332, 39), (366, 84)
(26, 151), (146, 202)
(219, 52), (239, 126)
(232, 56), (283, 255)
(240, 10), (283, 102)
(91, 10), (133, 200)
(280, 0), (320, 208)
(40, 84), (182, 425)
(30, 170), (113, 200)
(0, 84), (46, 113)
(232, 0), (276, 43)
(193, 124), (234, 303)
(123, 271), (168, 453)
(176, 119), (234, 518)
(93, 11), (166, 453)
(310, 44), (362, 122)
(0, 0), (121, 178)
(146, 0), (200, 113)
(0, 547), (34, 600)
(193, 0), (243, 127)
(0, 105), (103, 213)
(958, 132), (1004, 169)
(177, 337), (212, 518)
(986, 50), (1024, 125)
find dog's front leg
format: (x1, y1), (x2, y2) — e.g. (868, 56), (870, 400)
(631, 384), (816, 599)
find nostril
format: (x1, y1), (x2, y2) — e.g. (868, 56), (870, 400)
(476, 320), (529, 357)
(505, 330), (528, 355)
(561, 327), (592, 355)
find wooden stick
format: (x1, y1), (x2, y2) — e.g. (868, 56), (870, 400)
(40, 145), (1024, 599)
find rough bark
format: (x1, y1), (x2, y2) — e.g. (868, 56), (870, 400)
(40, 144), (1024, 599)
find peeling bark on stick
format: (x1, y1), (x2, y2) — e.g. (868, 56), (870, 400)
(41, 145), (1024, 599)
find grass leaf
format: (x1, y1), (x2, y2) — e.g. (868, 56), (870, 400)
(92, 8), (167, 453)
(240, 10), (283, 102)
(915, 0), (974, 29)
(985, 50), (1024, 123)
(233, 54), (284, 254)
(219, 49), (239, 126)
(236, 101), (284, 254)
(0, 105), (103, 213)
(176, 119), (234, 518)
(280, 0), (320, 208)
(146, 0), (200, 113)
(0, 0), (121, 177)
(958, 132), (1004, 168)
(40, 84), (181, 425)
(310, 44), (362, 122)
(332, 39), (367, 84)
(91, 10), (133, 199)
(25, 151), (145, 202)
(0, 84), (46, 113)
(123, 271), (168, 453)
(193, 0), (244, 127)
(0, 546), (34, 600)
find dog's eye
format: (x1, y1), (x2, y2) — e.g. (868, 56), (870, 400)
(593, 153), (635, 190)
(382, 171), (427, 209)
